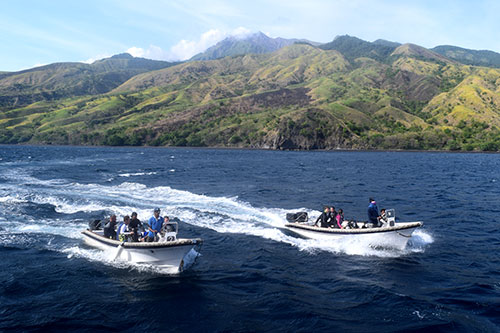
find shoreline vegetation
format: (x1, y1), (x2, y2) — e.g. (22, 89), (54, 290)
(1, 35), (500, 152)
(3, 143), (499, 155)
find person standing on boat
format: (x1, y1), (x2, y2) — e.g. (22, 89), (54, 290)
(315, 207), (330, 228)
(367, 198), (379, 227)
(103, 214), (117, 239)
(128, 212), (142, 242)
(146, 208), (164, 242)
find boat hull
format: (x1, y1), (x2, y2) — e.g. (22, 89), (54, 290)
(284, 222), (422, 250)
(82, 230), (202, 270)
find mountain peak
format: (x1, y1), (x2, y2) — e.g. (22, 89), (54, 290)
(190, 32), (300, 61)
(110, 53), (134, 59)
(333, 34), (361, 41)
(392, 43), (451, 63)
(319, 35), (397, 62)
(373, 39), (401, 48)
(226, 31), (270, 42)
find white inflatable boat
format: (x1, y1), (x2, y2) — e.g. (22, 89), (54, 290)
(82, 222), (202, 271)
(285, 209), (422, 250)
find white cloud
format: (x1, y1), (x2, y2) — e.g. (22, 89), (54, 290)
(169, 28), (227, 60)
(126, 47), (145, 58)
(124, 27), (254, 62)
(82, 53), (112, 64)
(231, 27), (252, 39)
(125, 45), (171, 61)
(30, 63), (48, 69)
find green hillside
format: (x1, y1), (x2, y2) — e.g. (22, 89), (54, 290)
(432, 45), (500, 68)
(319, 35), (397, 62)
(0, 54), (174, 108)
(1, 39), (500, 151)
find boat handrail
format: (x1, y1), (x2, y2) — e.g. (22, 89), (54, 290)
(285, 221), (423, 234)
(82, 229), (201, 248)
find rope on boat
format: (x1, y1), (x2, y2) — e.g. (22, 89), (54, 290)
(396, 231), (412, 238)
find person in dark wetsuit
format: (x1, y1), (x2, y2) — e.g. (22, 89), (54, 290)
(367, 198), (379, 227)
(328, 206), (337, 228)
(315, 207), (330, 227)
(128, 212), (142, 242)
(103, 214), (117, 239)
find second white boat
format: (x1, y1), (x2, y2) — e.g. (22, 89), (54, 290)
(284, 209), (422, 250)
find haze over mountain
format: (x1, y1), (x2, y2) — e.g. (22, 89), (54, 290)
(1, 33), (500, 152)
(190, 31), (320, 61)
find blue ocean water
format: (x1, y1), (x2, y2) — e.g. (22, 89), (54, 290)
(0, 145), (498, 332)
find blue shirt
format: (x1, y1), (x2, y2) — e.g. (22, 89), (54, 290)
(147, 215), (164, 238)
(368, 202), (379, 223)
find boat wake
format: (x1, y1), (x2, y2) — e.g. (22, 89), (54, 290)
(0, 170), (435, 270)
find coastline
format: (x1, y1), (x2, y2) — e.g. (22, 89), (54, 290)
(2, 142), (499, 154)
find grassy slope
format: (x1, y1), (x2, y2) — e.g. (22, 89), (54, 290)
(432, 45), (500, 68)
(1, 44), (500, 151)
(0, 56), (174, 108)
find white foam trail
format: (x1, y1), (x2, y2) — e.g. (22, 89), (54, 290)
(118, 172), (157, 177)
(406, 229), (434, 253)
(412, 229), (434, 244)
(4, 220), (87, 239)
(0, 195), (28, 204)
(0, 170), (434, 258)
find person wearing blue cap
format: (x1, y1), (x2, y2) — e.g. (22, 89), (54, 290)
(146, 208), (164, 242)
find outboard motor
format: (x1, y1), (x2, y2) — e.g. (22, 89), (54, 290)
(89, 219), (102, 230)
(286, 212), (308, 223)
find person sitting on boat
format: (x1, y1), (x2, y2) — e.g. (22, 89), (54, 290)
(162, 216), (174, 232)
(335, 209), (344, 229)
(315, 207), (330, 228)
(103, 214), (117, 239)
(367, 198), (379, 227)
(117, 215), (131, 241)
(328, 206), (337, 228)
(378, 208), (387, 226)
(128, 212), (143, 242)
(146, 208), (164, 242)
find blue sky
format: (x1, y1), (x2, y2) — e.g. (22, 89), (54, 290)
(2, 0), (500, 71)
